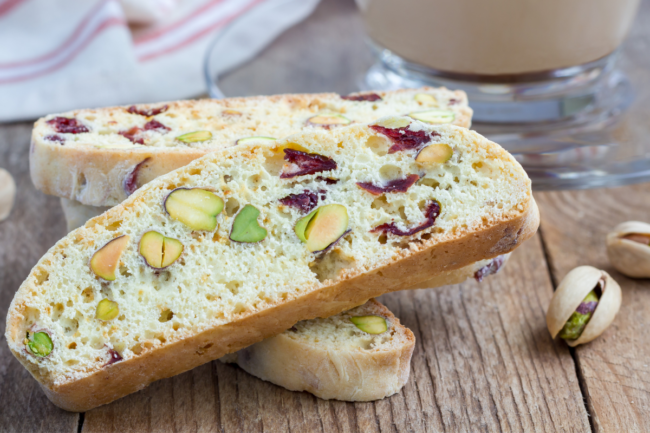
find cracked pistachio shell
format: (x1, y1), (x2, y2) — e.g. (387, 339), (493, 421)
(606, 221), (650, 278)
(546, 266), (621, 347)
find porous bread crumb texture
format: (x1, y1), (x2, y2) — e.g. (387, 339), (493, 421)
(10, 121), (528, 387)
(287, 299), (407, 352)
(34, 88), (470, 150)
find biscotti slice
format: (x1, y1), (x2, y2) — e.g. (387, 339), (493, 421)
(30, 87), (471, 207)
(60, 193), (508, 403)
(7, 119), (538, 412)
(221, 255), (509, 402)
(221, 299), (413, 401)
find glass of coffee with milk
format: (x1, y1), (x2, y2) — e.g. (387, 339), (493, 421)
(358, 0), (643, 188)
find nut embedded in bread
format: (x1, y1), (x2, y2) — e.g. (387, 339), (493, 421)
(30, 88), (472, 207)
(7, 119), (538, 411)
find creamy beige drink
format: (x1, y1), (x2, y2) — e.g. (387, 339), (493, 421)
(362, 0), (640, 76)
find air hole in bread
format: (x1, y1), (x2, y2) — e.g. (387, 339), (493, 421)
(81, 288), (94, 303)
(371, 196), (388, 211)
(379, 164), (402, 181)
(223, 175), (233, 183)
(260, 149), (286, 177)
(119, 265), (132, 278)
(378, 233), (388, 245)
(78, 173), (87, 188)
(419, 177), (440, 190)
(51, 303), (65, 321)
(60, 318), (79, 336)
(67, 342), (77, 350)
(189, 169), (201, 176)
(130, 343), (143, 355)
(233, 302), (248, 314)
(310, 250), (355, 283)
(35, 270), (49, 285)
(195, 342), (213, 356)
(225, 198), (240, 216)
(226, 281), (240, 295)
(91, 338), (104, 350)
(246, 174), (266, 192)
(105, 220), (123, 232)
(365, 135), (390, 156)
(159, 309), (174, 322)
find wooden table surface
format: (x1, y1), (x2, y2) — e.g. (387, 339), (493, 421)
(1, 0), (649, 432)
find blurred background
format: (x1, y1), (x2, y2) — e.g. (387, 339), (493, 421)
(1, 0), (649, 189)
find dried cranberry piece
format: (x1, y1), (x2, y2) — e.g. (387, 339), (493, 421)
(341, 93), (382, 102)
(123, 158), (151, 196)
(144, 119), (170, 132)
(370, 125), (436, 154)
(127, 105), (168, 117)
(119, 127), (145, 144)
(44, 134), (65, 144)
(371, 200), (441, 237)
(46, 117), (89, 134)
(279, 189), (327, 214)
(280, 149), (337, 179)
(317, 177), (338, 185)
(105, 348), (123, 366)
(357, 174), (420, 195)
(448, 98), (459, 105)
(474, 255), (506, 282)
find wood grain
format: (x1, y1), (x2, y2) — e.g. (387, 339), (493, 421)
(537, 187), (650, 433)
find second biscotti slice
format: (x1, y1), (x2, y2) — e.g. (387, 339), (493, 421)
(221, 298), (414, 401)
(221, 255), (509, 402)
(7, 119), (538, 412)
(31, 87), (471, 207)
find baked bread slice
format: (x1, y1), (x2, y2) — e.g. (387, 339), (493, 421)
(7, 119), (538, 411)
(221, 255), (509, 401)
(221, 298), (414, 401)
(60, 197), (507, 402)
(31, 88), (471, 208)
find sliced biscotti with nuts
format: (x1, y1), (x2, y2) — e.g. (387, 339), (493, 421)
(7, 119), (538, 412)
(221, 299), (414, 401)
(60, 198), (507, 402)
(31, 88), (471, 208)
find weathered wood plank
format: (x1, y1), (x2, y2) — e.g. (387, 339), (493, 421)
(0, 123), (79, 433)
(537, 186), (650, 433)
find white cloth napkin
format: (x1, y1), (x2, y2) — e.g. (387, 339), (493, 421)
(0, 0), (320, 122)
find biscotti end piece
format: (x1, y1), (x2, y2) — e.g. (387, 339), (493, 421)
(222, 299), (414, 401)
(8, 119), (536, 411)
(30, 88), (471, 207)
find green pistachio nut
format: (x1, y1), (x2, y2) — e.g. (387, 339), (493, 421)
(230, 204), (267, 243)
(350, 315), (388, 334)
(559, 290), (599, 340)
(177, 130), (212, 143)
(96, 298), (120, 321)
(26, 331), (53, 357)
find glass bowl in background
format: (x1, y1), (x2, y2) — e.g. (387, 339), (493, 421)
(205, 0), (650, 191)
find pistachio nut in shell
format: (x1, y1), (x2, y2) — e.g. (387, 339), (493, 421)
(546, 266), (621, 347)
(606, 221), (650, 278)
(0, 168), (16, 221)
